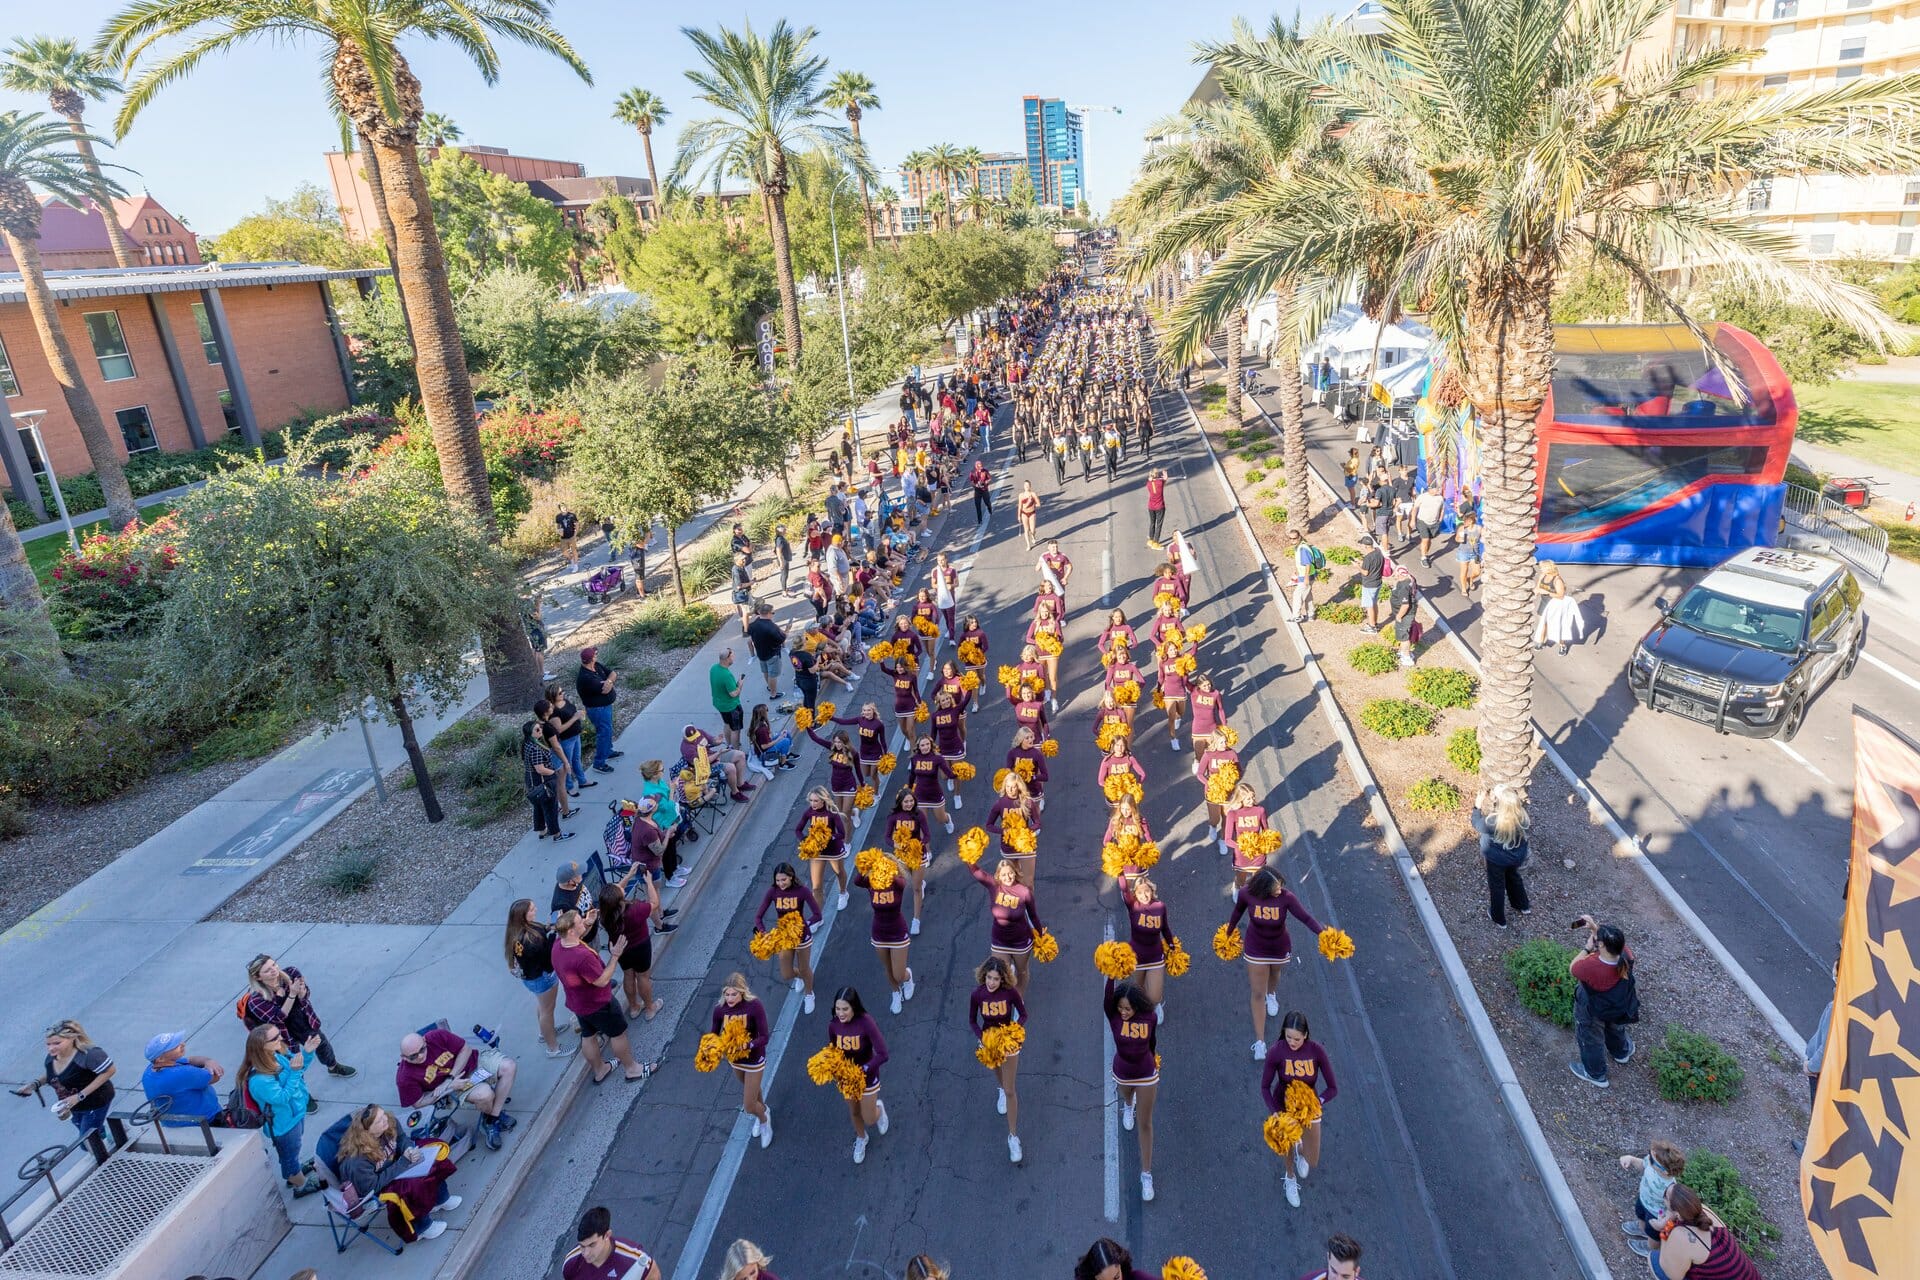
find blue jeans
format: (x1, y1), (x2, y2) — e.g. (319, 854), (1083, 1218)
(268, 1122), (305, 1180)
(70, 1105), (108, 1138)
(1575, 986), (1632, 1081)
(586, 705), (615, 768)
(560, 736), (585, 793)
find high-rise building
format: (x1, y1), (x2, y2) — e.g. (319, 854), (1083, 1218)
(1023, 97), (1084, 211)
(897, 151), (1028, 212)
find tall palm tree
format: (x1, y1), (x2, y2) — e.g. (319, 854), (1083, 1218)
(0, 37), (140, 269)
(921, 143), (962, 229)
(873, 184), (899, 238)
(104, 0), (591, 714)
(824, 70), (879, 249)
(611, 87), (669, 222)
(0, 111), (140, 532)
(954, 145), (984, 195)
(673, 20), (859, 367)
(899, 148), (929, 228)
(923, 189), (947, 236)
(418, 110), (461, 149)
(1180, 0), (1920, 801)
(958, 187), (996, 227)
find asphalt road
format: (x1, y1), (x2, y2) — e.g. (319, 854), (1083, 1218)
(487, 376), (1584, 1280)
(1243, 375), (1920, 1033)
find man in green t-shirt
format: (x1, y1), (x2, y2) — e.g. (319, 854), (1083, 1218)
(709, 647), (744, 748)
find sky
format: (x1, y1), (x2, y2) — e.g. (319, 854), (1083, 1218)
(3, 0), (1343, 237)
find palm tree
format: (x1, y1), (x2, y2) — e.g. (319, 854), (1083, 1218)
(418, 110), (461, 149)
(824, 70), (879, 249)
(958, 187), (996, 227)
(103, 0), (591, 714)
(0, 37), (140, 269)
(899, 148), (929, 228)
(954, 145), (984, 194)
(1179, 0), (1920, 801)
(611, 87), (669, 222)
(873, 184), (899, 238)
(923, 189), (948, 236)
(921, 143), (962, 229)
(0, 111), (140, 532)
(673, 20), (859, 367)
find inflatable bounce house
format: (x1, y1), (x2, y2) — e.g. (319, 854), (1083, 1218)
(1412, 323), (1797, 568)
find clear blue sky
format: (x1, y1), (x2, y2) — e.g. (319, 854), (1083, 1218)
(14, 1), (1341, 236)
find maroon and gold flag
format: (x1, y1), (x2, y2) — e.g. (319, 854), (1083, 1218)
(1802, 710), (1920, 1276)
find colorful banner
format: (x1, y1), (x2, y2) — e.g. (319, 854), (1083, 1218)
(1802, 710), (1920, 1277)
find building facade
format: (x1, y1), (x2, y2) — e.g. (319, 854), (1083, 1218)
(897, 152), (1028, 207)
(0, 196), (202, 274)
(324, 145), (658, 243)
(1023, 97), (1084, 210)
(0, 263), (384, 517)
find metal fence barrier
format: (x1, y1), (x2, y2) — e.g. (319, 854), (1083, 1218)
(1782, 482), (1891, 582)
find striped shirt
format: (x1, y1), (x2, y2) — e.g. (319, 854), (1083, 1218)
(562, 1239), (653, 1279)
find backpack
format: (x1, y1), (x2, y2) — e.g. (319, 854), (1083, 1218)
(235, 992), (256, 1027)
(1586, 958), (1642, 1025)
(1305, 545), (1327, 571)
(225, 1080), (266, 1130)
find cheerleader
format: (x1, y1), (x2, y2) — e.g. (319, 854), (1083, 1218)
(936, 659), (973, 738)
(826, 988), (890, 1164)
(1075, 1238), (1159, 1280)
(906, 735), (955, 833)
(806, 727), (865, 821)
(1194, 731), (1241, 850)
(886, 614), (925, 678)
(793, 790), (850, 909)
(885, 792), (931, 934)
(1156, 645), (1191, 752)
(1189, 674), (1228, 742)
(1098, 609), (1136, 655)
(1227, 867), (1326, 1060)
(1098, 738), (1146, 809)
(1145, 598), (1183, 652)
(712, 974), (772, 1148)
(880, 650), (922, 745)
(1223, 783), (1273, 888)
(1037, 538), (1073, 607)
(1104, 976), (1159, 1203)
(1012, 685), (1051, 745)
(1003, 725), (1050, 811)
(721, 1240), (780, 1280)
(986, 772), (1041, 887)
(1093, 689), (1132, 744)
(832, 703), (888, 771)
(932, 552), (961, 642)
(1009, 645), (1048, 705)
(1016, 481), (1041, 549)
(1152, 559), (1190, 609)
(911, 588), (940, 645)
(1026, 599), (1064, 705)
(969, 858), (1042, 994)
(753, 864), (821, 1015)
(1117, 872), (1174, 1017)
(957, 614), (989, 669)
(931, 691), (967, 808)
(854, 851), (915, 1014)
(1105, 795), (1153, 849)
(969, 956), (1027, 1163)
(1262, 1010), (1339, 1208)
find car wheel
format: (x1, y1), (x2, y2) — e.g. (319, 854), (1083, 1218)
(1780, 697), (1808, 742)
(1841, 636), (1862, 679)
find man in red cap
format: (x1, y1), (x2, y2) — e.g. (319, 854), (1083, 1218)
(577, 647), (621, 773)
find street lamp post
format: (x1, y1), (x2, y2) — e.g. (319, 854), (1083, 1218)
(827, 174), (863, 464)
(15, 412), (80, 553)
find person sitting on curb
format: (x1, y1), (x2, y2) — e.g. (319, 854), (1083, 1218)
(396, 1025), (518, 1151)
(140, 1031), (227, 1128)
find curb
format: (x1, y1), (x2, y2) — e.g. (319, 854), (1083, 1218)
(1181, 385), (1615, 1280)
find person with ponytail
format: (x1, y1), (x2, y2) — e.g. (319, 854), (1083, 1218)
(1262, 1010), (1339, 1209)
(968, 956), (1027, 1164)
(712, 974), (772, 1149)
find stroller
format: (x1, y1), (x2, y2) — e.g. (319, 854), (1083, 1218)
(584, 563), (628, 606)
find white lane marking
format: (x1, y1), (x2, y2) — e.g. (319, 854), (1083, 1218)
(1771, 738), (1836, 787)
(1864, 650), (1920, 694)
(1102, 917), (1120, 1223)
(1102, 547), (1114, 607)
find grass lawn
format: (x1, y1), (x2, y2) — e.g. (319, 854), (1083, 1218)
(1794, 380), (1920, 476)
(23, 502), (176, 588)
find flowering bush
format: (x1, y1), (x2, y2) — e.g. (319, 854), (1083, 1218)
(478, 401), (583, 476)
(47, 514), (182, 639)
(1651, 1025), (1744, 1104)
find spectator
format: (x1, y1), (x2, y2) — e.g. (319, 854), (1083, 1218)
(140, 1031), (226, 1128)
(639, 760), (698, 849)
(1302, 1233), (1365, 1280)
(1471, 786), (1532, 928)
(1387, 565), (1420, 669)
(564, 1205), (660, 1280)
(627, 534), (649, 600)
(396, 1025), (518, 1151)
(825, 536), (853, 597)
(521, 720), (569, 841)
(551, 912), (653, 1086)
(534, 701), (577, 820)
(600, 516), (618, 563)
(1454, 511), (1483, 595)
(576, 647), (622, 774)
(243, 955), (358, 1083)
(236, 1024), (324, 1197)
(553, 862), (600, 946)
(1412, 484), (1448, 567)
(789, 640), (820, 716)
(1805, 959), (1838, 1107)
(729, 552), (755, 636)
(546, 681), (593, 795)
(1367, 470), (1393, 543)
(11, 1019), (116, 1136)
(1286, 530), (1317, 623)
(748, 704), (797, 775)
(334, 1103), (461, 1242)
(746, 603), (789, 705)
(504, 899), (575, 1059)
(599, 871), (667, 1020)
(1392, 464), (1416, 546)
(681, 724), (754, 803)
(1568, 916), (1639, 1088)
(1653, 1183), (1762, 1280)
(730, 521), (754, 565)
(1341, 448), (1361, 503)
(555, 505), (580, 568)
(1357, 535), (1386, 633)
(710, 647), (747, 750)
(772, 525), (794, 595)
(1618, 1139), (1684, 1258)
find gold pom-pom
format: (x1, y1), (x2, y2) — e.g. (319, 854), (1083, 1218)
(1002, 811), (1038, 854)
(749, 930), (777, 961)
(1285, 1078), (1323, 1124)
(854, 847), (898, 889)
(1164, 1259), (1209, 1280)
(718, 1018), (750, 1062)
(1013, 757), (1036, 780)
(1039, 737), (1059, 758)
(1263, 1109), (1304, 1156)
(1100, 842), (1132, 878)
(1219, 724), (1239, 748)
(892, 835), (924, 871)
(816, 700), (838, 723)
(958, 639), (986, 667)
(952, 761), (976, 781)
(1161, 625), (1186, 652)
(1103, 773), (1144, 805)
(993, 768), (1011, 791)
(1213, 924), (1243, 961)
(997, 664), (1021, 691)
(1095, 720), (1129, 752)
(792, 706), (814, 732)
(1101, 647), (1120, 667)
(870, 642), (892, 663)
(695, 1033), (725, 1072)
(1243, 828), (1282, 858)
(751, 910), (807, 959)
(960, 671), (982, 692)
(1036, 633), (1063, 656)
(1152, 689), (1167, 709)
(1204, 765), (1241, 806)
(1153, 591), (1180, 613)
(877, 752), (897, 775)
(1021, 677), (1047, 701)
(1166, 938), (1191, 978)
(1185, 622), (1207, 644)
(797, 816), (833, 860)
(914, 616), (939, 636)
(1175, 653), (1198, 676)
(854, 784), (876, 810)
(891, 639), (916, 661)
(806, 1046), (867, 1100)
(1132, 840), (1162, 870)
(1095, 940), (1138, 980)
(975, 1022), (1026, 1069)
(1318, 927), (1355, 961)
(914, 703), (930, 723)
(957, 827), (990, 865)
(1032, 929), (1060, 963)
(1114, 679), (1141, 707)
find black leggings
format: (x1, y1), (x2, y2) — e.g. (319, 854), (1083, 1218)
(974, 490), (992, 522)
(1149, 507), (1166, 543)
(529, 783), (561, 835)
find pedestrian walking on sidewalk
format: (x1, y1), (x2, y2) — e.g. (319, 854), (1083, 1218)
(577, 648), (622, 773)
(1286, 531), (1320, 623)
(1568, 916), (1639, 1088)
(1262, 1011), (1338, 1210)
(1533, 561), (1584, 655)
(556, 505), (579, 567)
(826, 987), (891, 1165)
(1145, 469), (1168, 548)
(1472, 787), (1532, 928)
(504, 900), (574, 1057)
(551, 910), (652, 1085)
(13, 1020), (116, 1137)
(242, 955), (357, 1081)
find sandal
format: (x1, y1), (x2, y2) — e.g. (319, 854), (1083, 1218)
(590, 1065), (613, 1086)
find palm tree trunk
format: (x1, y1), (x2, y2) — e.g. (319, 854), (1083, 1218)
(1462, 259), (1556, 805)
(65, 120), (140, 270)
(357, 126), (414, 344)
(1273, 325), (1311, 539)
(1225, 309), (1244, 422)
(0, 227), (138, 530)
(0, 499), (62, 661)
(639, 128), (662, 221)
(337, 48), (542, 712)
(849, 119), (875, 250)
(765, 173), (805, 366)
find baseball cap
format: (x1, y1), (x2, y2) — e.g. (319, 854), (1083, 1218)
(580, 646), (597, 663)
(145, 1031), (187, 1062)
(555, 861), (582, 884)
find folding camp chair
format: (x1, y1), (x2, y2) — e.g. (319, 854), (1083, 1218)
(322, 1176), (406, 1256)
(681, 748), (728, 834)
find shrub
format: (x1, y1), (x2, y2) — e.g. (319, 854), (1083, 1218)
(1651, 1024), (1745, 1105)
(46, 515), (183, 640)
(479, 401), (583, 477)
(8, 497), (41, 530)
(1408, 666), (1478, 709)
(1318, 602), (1366, 625)
(679, 540), (736, 598)
(626, 601), (722, 649)
(1359, 698), (1436, 739)
(1682, 1150), (1780, 1259)
(1348, 643), (1399, 675)
(1262, 504), (1288, 525)
(1407, 777), (1463, 811)
(1446, 727), (1482, 774)
(1504, 938), (1579, 1026)
(742, 493), (796, 545)
(319, 845), (386, 894)
(35, 471), (107, 517)
(1324, 545), (1359, 564)
(1245, 468), (1266, 483)
(187, 703), (302, 769)
(449, 725), (527, 827)
(0, 797), (27, 840)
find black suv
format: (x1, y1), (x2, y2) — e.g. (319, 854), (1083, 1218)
(1626, 547), (1867, 741)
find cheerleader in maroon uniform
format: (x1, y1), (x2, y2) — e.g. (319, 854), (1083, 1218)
(1026, 599), (1065, 705)
(826, 988), (890, 1164)
(1145, 599), (1183, 652)
(1075, 1238), (1160, 1280)
(911, 588), (940, 643)
(1003, 725), (1050, 812)
(753, 864), (821, 1015)
(1223, 782), (1273, 889)
(805, 727), (865, 821)
(855, 850), (915, 1014)
(957, 614), (989, 669)
(930, 691), (967, 809)
(833, 703), (888, 771)
(1189, 674), (1227, 739)
(1117, 871), (1174, 1014)
(1262, 1010), (1339, 1208)
(1037, 540), (1073, 608)
(886, 614), (928, 689)
(1011, 688), (1050, 744)
(1098, 738), (1146, 809)
(1103, 643), (1146, 729)
(969, 956), (1027, 1163)
(1193, 731), (1242, 851)
(880, 651), (923, 745)
(1099, 608), (1136, 655)
(884, 793), (932, 933)
(1227, 867), (1326, 1060)
(1104, 975), (1160, 1203)
(936, 659), (972, 739)
(1151, 560), (1189, 609)
(712, 973), (773, 1147)
(969, 859), (1042, 994)
(793, 790), (850, 909)
(1093, 690), (1131, 746)
(906, 735), (954, 833)
(1008, 645), (1047, 705)
(1105, 796), (1153, 849)
(986, 772), (1041, 887)
(1156, 648), (1191, 752)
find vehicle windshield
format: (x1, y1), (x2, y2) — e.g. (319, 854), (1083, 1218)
(1671, 587), (1804, 654)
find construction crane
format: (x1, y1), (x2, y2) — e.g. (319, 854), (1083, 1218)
(1066, 105), (1121, 214)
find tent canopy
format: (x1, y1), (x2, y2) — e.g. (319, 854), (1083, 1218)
(1301, 303), (1433, 376)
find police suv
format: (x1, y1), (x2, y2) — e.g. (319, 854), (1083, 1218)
(1626, 547), (1867, 741)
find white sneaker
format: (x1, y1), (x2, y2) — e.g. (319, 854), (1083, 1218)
(439, 1195), (462, 1212)
(803, 992), (816, 1015)
(1038, 795), (1046, 811)
(1252, 1040), (1266, 1062)
(891, 990), (903, 1015)
(1049, 697), (1059, 713)
(1218, 839), (1230, 857)
(1141, 1172), (1155, 1202)
(837, 892), (850, 910)
(944, 819), (955, 834)
(1008, 1134), (1023, 1163)
(1170, 738), (1181, 752)
(1121, 1101), (1135, 1131)
(1265, 992), (1280, 1018)
(1156, 1005), (1167, 1027)
(1284, 1174), (1301, 1207)
(418, 1220), (449, 1240)
(946, 778), (955, 791)
(876, 1102), (890, 1135)
(1294, 1148), (1309, 1179)
(760, 1108), (774, 1149)
(996, 1088), (1008, 1116)
(792, 976), (804, 993)
(953, 793), (963, 810)
(853, 1135), (868, 1164)
(750, 1115), (761, 1139)
(910, 917), (921, 936)
(902, 971), (916, 1001)
(546, 1042), (577, 1058)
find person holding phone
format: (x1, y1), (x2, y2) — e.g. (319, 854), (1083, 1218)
(236, 1023), (325, 1197)
(14, 1020), (116, 1136)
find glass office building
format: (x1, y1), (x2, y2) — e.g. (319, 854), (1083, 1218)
(1022, 97), (1084, 210)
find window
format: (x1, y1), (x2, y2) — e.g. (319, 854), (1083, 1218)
(218, 389), (240, 435)
(115, 406), (157, 454)
(1897, 232), (1915, 258)
(1835, 65), (1863, 80)
(1762, 73), (1789, 86)
(1904, 180), (1920, 206)
(1746, 177), (1774, 211)
(83, 311), (135, 381)
(1838, 36), (1867, 59)
(1810, 233), (1837, 254)
(1846, 0), (1871, 7)
(0, 334), (16, 397)
(17, 428), (45, 475)
(1771, 0), (1796, 16)
(190, 302), (221, 364)
(1844, 12), (1871, 24)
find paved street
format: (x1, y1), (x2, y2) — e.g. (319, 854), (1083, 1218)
(478, 382), (1582, 1279)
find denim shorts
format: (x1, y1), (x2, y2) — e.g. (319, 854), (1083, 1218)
(522, 972), (559, 995)
(1360, 585), (1380, 609)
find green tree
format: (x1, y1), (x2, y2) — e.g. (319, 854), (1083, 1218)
(424, 148), (570, 286)
(781, 149), (872, 285)
(1009, 167), (1036, 210)
(611, 87), (669, 219)
(1704, 283), (1868, 385)
(873, 225), (1057, 333)
(334, 287), (416, 407)
(570, 350), (764, 603)
(1, 37), (140, 268)
(920, 143), (962, 228)
(622, 204), (776, 351)
(204, 182), (385, 268)
(825, 70), (880, 248)
(143, 449), (519, 820)
(457, 267), (655, 399)
(591, 191), (647, 284)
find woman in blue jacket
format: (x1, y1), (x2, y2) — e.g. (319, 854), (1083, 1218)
(237, 1023), (325, 1197)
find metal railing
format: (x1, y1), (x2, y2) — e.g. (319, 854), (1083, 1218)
(1782, 482), (1891, 582)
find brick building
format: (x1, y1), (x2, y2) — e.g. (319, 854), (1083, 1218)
(0, 261), (387, 521)
(0, 195), (202, 273)
(323, 144), (658, 241)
